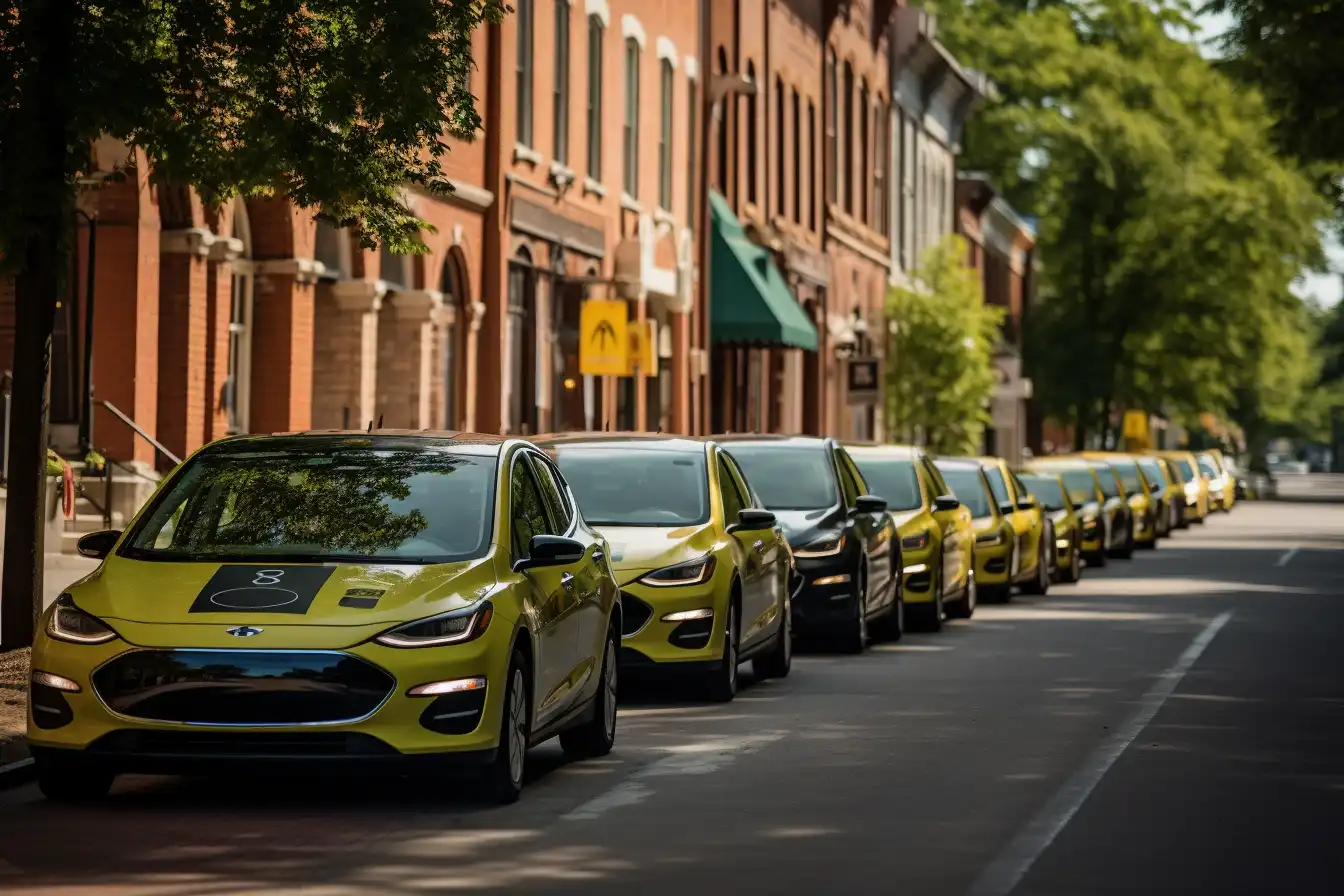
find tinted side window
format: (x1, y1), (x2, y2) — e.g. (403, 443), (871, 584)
(922, 457), (950, 496)
(717, 455), (747, 524)
(835, 450), (861, 506)
(510, 457), (553, 556)
(1010, 472), (1031, 503)
(529, 454), (572, 532)
(721, 453), (758, 510)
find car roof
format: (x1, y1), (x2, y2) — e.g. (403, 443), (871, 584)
(208, 430), (511, 457)
(712, 434), (833, 448)
(533, 432), (707, 453)
(932, 458), (983, 471)
(844, 443), (921, 459)
(1028, 457), (1091, 469)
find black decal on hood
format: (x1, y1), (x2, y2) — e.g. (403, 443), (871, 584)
(339, 595), (380, 609)
(188, 565), (337, 615)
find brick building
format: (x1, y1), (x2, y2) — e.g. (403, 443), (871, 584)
(0, 0), (706, 500)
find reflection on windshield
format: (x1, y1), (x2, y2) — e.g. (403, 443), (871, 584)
(1198, 458), (1218, 477)
(555, 448), (708, 527)
(1021, 475), (1066, 510)
(1138, 460), (1166, 489)
(1176, 460), (1195, 480)
(1089, 466), (1121, 498)
(984, 467), (1010, 504)
(125, 446), (495, 563)
(1111, 460), (1144, 493)
(1049, 470), (1099, 506)
(938, 468), (992, 518)
(853, 459), (922, 511)
(725, 446), (837, 510)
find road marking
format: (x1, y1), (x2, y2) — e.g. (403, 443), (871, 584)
(561, 731), (786, 822)
(1276, 547), (1299, 567)
(966, 610), (1233, 896)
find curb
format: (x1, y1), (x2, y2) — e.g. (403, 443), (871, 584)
(0, 756), (34, 791)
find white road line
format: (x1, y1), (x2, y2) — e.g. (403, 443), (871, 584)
(966, 611), (1234, 896)
(561, 731), (786, 822)
(1276, 547), (1300, 567)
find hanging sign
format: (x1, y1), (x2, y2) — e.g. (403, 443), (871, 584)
(579, 299), (629, 376)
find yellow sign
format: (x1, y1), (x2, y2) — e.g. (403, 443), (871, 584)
(1122, 410), (1150, 441)
(627, 320), (657, 376)
(579, 299), (629, 376)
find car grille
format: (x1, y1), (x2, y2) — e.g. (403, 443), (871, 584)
(620, 592), (653, 637)
(91, 649), (395, 726)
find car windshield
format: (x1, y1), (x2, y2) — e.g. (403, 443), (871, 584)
(724, 445), (838, 510)
(1111, 460), (1144, 493)
(852, 458), (923, 511)
(1021, 475), (1067, 511)
(983, 466), (1011, 504)
(123, 443), (496, 564)
(1045, 470), (1099, 506)
(554, 448), (709, 527)
(1090, 465), (1121, 498)
(938, 468), (993, 518)
(1198, 457), (1218, 477)
(1175, 459), (1195, 480)
(1138, 459), (1166, 488)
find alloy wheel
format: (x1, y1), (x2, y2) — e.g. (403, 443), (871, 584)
(507, 668), (527, 787)
(726, 605), (738, 691)
(602, 639), (618, 740)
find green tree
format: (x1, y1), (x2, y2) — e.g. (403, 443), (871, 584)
(886, 235), (1004, 455)
(0, 0), (506, 649)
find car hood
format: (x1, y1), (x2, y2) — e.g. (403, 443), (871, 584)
(67, 554), (500, 649)
(771, 506), (846, 548)
(596, 523), (717, 580)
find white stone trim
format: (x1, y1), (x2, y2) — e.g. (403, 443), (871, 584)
(621, 13), (646, 49)
(513, 143), (543, 166)
(331, 278), (388, 312)
(684, 55), (699, 80)
(583, 176), (608, 198)
(161, 227), (216, 256)
(585, 0), (609, 26)
(255, 257), (326, 284)
(392, 289), (444, 322)
(656, 37), (678, 67)
(208, 236), (245, 263)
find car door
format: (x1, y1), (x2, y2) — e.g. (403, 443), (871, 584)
(984, 464), (1024, 577)
(528, 453), (604, 701)
(716, 451), (768, 647)
(1010, 470), (1045, 572)
(508, 452), (581, 727)
(721, 450), (782, 649)
(923, 456), (970, 594)
(838, 447), (894, 612)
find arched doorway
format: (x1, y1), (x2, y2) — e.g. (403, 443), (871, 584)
(225, 199), (254, 434)
(440, 249), (469, 430)
(507, 247), (538, 434)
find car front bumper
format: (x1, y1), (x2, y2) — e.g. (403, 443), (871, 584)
(973, 541), (1012, 587)
(900, 548), (937, 605)
(616, 573), (729, 669)
(790, 553), (860, 633)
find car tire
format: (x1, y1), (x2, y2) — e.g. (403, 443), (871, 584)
(1064, 539), (1083, 583)
(560, 626), (619, 758)
(840, 567), (868, 654)
(481, 650), (530, 805)
(1022, 533), (1052, 596)
(910, 567), (944, 632)
(947, 569), (976, 620)
(35, 762), (114, 803)
(705, 600), (740, 702)
(753, 602), (793, 680)
(1110, 521), (1135, 559)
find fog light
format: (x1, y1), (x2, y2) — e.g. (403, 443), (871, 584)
(812, 574), (851, 586)
(407, 676), (487, 697)
(662, 607), (714, 622)
(902, 563), (928, 576)
(1055, 538), (1070, 549)
(31, 670), (80, 693)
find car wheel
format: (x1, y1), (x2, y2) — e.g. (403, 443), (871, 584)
(482, 651), (529, 804)
(947, 568), (976, 620)
(753, 601), (793, 680)
(1022, 534), (1051, 596)
(560, 626), (619, 758)
(840, 567), (868, 654)
(35, 762), (114, 803)
(1111, 521), (1135, 559)
(1065, 539), (1083, 583)
(911, 566), (944, 632)
(706, 601), (739, 702)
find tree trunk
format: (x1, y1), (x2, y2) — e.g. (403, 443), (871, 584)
(1, 0), (76, 651)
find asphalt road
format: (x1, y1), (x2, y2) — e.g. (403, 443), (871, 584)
(2, 498), (1342, 895)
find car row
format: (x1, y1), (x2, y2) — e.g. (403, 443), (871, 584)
(25, 428), (1239, 806)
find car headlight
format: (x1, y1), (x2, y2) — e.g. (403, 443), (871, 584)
(47, 594), (118, 645)
(374, 600), (494, 648)
(638, 555), (717, 587)
(1128, 495), (1144, 509)
(975, 532), (1003, 546)
(793, 534), (847, 558)
(901, 530), (931, 551)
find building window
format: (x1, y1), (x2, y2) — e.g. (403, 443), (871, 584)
(553, 0), (570, 164)
(826, 52), (838, 206)
(808, 100), (817, 230)
(746, 61), (758, 206)
(792, 88), (801, 224)
(586, 15), (604, 179)
(688, 73), (698, 225)
(508, 248), (538, 434)
(659, 59), (674, 211)
(843, 61), (854, 214)
(874, 99), (887, 236)
(859, 80), (869, 225)
(775, 76), (786, 218)
(715, 47), (729, 192)
(516, 0), (534, 147)
(623, 37), (640, 197)
(379, 243), (411, 290)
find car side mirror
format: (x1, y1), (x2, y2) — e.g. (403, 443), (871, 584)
(1017, 497), (1036, 511)
(853, 495), (888, 515)
(933, 494), (961, 512)
(514, 534), (586, 572)
(76, 529), (121, 560)
(999, 500), (1017, 515)
(728, 508), (777, 533)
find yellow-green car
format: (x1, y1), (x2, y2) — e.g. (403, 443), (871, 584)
(1200, 449), (1237, 512)
(1081, 452), (1159, 550)
(1136, 454), (1180, 535)
(934, 459), (1019, 603)
(1016, 472), (1084, 583)
(849, 444), (976, 630)
(1073, 456), (1137, 558)
(1158, 450), (1209, 524)
(541, 434), (792, 702)
(1025, 457), (1110, 566)
(30, 432), (623, 804)
(969, 456), (1054, 596)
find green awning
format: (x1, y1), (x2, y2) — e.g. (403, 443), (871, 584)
(709, 191), (819, 351)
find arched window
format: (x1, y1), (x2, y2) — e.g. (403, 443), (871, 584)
(507, 248), (538, 434)
(859, 79), (869, 224)
(791, 88), (801, 224)
(440, 252), (466, 430)
(314, 219), (350, 280)
(808, 100), (817, 229)
(553, 0), (570, 163)
(225, 199), (253, 435)
(874, 98), (888, 235)
(516, 0), (534, 146)
(745, 60), (758, 205)
(687, 69), (698, 223)
(843, 61), (854, 214)
(659, 58), (674, 211)
(623, 37), (641, 197)
(826, 51), (838, 206)
(379, 243), (412, 290)
(586, 15), (604, 178)
(715, 47), (729, 192)
(775, 76), (786, 217)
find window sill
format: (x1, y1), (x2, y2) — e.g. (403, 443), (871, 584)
(583, 176), (608, 198)
(549, 161), (577, 191)
(513, 143), (543, 166)
(621, 192), (643, 213)
(654, 207), (676, 227)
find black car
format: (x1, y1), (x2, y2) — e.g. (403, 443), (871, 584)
(716, 435), (901, 653)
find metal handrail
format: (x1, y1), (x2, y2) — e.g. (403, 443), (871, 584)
(100, 400), (182, 466)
